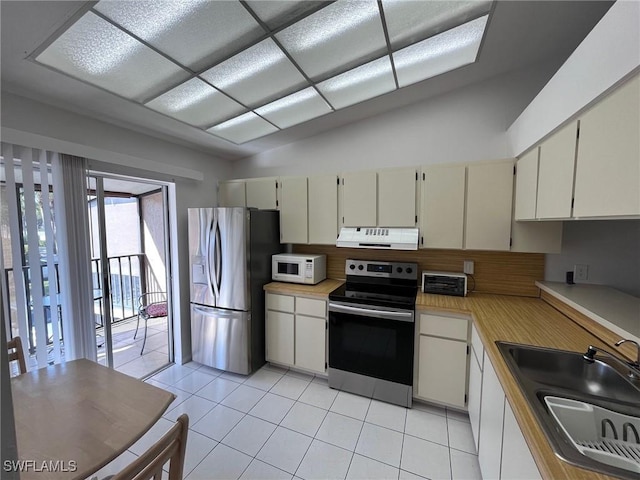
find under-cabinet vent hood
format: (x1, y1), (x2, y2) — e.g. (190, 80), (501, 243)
(336, 227), (419, 250)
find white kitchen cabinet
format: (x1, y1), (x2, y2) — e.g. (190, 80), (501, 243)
(468, 343), (483, 453)
(478, 351), (505, 480)
(501, 400), (542, 480)
(416, 313), (469, 408)
(279, 176), (308, 244)
(514, 148), (539, 221)
(537, 121), (578, 219)
(419, 164), (466, 249)
(265, 293), (327, 375)
(266, 309), (294, 366)
(218, 180), (246, 207)
(341, 171), (377, 227)
(573, 75), (640, 218)
(377, 167), (417, 227)
(308, 174), (338, 244)
(246, 177), (278, 209)
(465, 160), (514, 251)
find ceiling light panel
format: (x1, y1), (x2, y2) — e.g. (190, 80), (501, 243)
(275, 0), (387, 80)
(256, 88), (332, 129)
(318, 56), (396, 109)
(246, 1), (331, 31)
(36, 11), (189, 101)
(393, 15), (488, 88)
(382, 0), (492, 49)
(208, 112), (278, 144)
(201, 39), (308, 108)
(146, 78), (245, 127)
(93, 0), (265, 71)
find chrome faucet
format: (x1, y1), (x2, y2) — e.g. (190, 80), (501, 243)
(583, 343), (640, 380)
(614, 339), (640, 368)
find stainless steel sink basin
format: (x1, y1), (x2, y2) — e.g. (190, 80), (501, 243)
(497, 342), (640, 479)
(503, 342), (640, 404)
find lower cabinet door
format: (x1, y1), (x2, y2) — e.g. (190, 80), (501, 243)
(266, 310), (294, 366)
(468, 349), (482, 452)
(501, 400), (542, 480)
(418, 335), (468, 408)
(295, 314), (326, 374)
(478, 353), (505, 480)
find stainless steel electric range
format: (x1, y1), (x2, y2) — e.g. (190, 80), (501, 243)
(328, 259), (418, 408)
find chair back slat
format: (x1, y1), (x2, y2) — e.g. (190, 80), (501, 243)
(7, 336), (27, 375)
(111, 414), (188, 480)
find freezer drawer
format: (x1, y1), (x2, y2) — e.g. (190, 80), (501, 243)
(191, 304), (251, 375)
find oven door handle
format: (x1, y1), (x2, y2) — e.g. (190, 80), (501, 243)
(328, 302), (414, 322)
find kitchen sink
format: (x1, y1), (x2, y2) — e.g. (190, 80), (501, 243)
(496, 342), (640, 479)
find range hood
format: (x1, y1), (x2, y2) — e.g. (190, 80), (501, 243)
(336, 227), (419, 250)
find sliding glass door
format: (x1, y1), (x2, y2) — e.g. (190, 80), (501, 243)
(88, 173), (173, 377)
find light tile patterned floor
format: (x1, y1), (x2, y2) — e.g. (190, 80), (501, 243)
(93, 363), (482, 480)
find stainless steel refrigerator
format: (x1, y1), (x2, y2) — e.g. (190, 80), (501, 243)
(188, 207), (281, 375)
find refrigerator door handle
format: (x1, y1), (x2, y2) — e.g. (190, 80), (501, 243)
(208, 219), (220, 300)
(214, 222), (222, 292)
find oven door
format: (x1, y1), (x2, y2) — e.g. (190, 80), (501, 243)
(328, 301), (414, 386)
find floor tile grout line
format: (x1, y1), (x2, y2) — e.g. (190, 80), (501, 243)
(342, 395), (374, 479)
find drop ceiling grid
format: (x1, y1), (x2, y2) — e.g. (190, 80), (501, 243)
(32, 0), (492, 145)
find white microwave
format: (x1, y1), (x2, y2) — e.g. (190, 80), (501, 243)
(272, 254), (327, 285)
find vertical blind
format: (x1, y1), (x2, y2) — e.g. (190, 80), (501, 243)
(1, 143), (96, 370)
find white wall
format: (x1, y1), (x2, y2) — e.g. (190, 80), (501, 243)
(232, 62), (555, 178)
(1, 92), (231, 364)
(545, 221), (640, 298)
(507, 0), (640, 157)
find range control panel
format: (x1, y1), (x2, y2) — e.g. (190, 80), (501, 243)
(345, 259), (418, 281)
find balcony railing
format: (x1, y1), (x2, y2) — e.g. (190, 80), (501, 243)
(4, 253), (147, 353)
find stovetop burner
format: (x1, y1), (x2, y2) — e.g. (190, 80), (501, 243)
(329, 259), (418, 310)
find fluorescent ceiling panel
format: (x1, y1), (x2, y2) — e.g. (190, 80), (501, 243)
(208, 112), (278, 144)
(246, 1), (330, 30)
(393, 15), (488, 88)
(201, 39), (307, 108)
(318, 56), (396, 109)
(256, 88), (331, 129)
(382, 0), (492, 49)
(275, 0), (387, 80)
(94, 0), (265, 71)
(146, 78), (245, 127)
(36, 12), (188, 100)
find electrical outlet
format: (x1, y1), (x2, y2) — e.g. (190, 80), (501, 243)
(574, 264), (589, 282)
(463, 260), (474, 275)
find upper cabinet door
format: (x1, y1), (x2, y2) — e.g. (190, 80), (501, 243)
(537, 121), (578, 219)
(218, 180), (246, 207)
(246, 177), (278, 210)
(574, 75), (640, 217)
(377, 168), (417, 227)
(420, 164), (465, 249)
(341, 171), (377, 227)
(279, 177), (308, 244)
(308, 175), (338, 244)
(514, 148), (538, 221)
(465, 160), (514, 251)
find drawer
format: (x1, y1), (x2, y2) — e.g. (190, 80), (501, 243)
(471, 323), (484, 370)
(296, 297), (326, 318)
(420, 313), (469, 340)
(266, 294), (295, 313)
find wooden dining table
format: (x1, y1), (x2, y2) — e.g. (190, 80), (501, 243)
(10, 359), (175, 479)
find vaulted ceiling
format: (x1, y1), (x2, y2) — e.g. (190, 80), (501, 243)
(1, 1), (613, 160)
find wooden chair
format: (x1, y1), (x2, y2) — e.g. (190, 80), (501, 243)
(110, 414), (189, 480)
(134, 292), (167, 355)
(7, 336), (27, 376)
